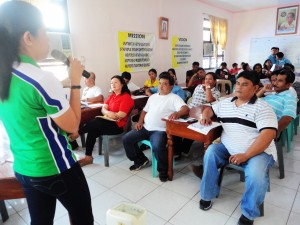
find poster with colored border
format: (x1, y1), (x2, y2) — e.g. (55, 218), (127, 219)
(118, 31), (155, 72)
(172, 36), (192, 68)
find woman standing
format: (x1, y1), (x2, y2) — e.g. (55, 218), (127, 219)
(0, 2), (93, 224)
(70, 76), (134, 166)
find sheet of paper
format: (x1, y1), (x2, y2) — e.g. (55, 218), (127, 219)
(88, 103), (104, 108)
(187, 122), (221, 135)
(131, 95), (148, 99)
(260, 78), (271, 86)
(270, 64), (276, 72)
(81, 101), (90, 108)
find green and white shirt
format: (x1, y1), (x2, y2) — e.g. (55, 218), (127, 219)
(0, 55), (77, 177)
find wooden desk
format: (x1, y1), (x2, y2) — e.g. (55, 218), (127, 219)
(0, 162), (25, 222)
(165, 120), (222, 181)
(81, 105), (102, 124)
(132, 95), (148, 110)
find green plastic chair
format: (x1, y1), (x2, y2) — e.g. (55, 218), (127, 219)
(281, 121), (293, 153)
(294, 114), (299, 135)
(138, 140), (175, 178)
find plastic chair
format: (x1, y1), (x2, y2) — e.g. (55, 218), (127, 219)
(281, 121), (293, 153)
(137, 140), (175, 178)
(218, 163), (269, 217)
(294, 114), (299, 135)
(98, 108), (134, 167)
(138, 140), (158, 177)
(216, 79), (232, 97)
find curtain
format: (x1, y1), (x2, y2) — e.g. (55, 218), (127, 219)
(208, 15), (228, 56)
(219, 18), (227, 51)
(208, 15), (219, 58)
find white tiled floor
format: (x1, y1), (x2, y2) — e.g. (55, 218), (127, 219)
(2, 131), (300, 225)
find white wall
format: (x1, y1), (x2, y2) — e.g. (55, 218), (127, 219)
(230, 6), (300, 68)
(67, 0), (233, 97)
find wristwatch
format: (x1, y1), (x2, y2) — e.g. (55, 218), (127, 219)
(71, 85), (81, 89)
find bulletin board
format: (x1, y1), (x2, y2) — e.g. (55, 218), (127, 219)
(249, 36), (300, 68)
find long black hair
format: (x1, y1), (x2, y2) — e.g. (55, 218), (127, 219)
(0, 1), (43, 101)
(111, 75), (131, 95)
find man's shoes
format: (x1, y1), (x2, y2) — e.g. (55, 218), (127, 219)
(199, 199), (212, 210)
(238, 214), (254, 225)
(78, 156), (93, 167)
(174, 154), (182, 161)
(181, 151), (189, 157)
(159, 171), (168, 182)
(192, 164), (204, 179)
(129, 158), (149, 171)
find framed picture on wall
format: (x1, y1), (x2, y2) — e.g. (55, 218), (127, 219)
(159, 17), (169, 39)
(276, 5), (299, 35)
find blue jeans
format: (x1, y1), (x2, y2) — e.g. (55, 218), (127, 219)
(15, 163), (94, 225)
(122, 127), (167, 172)
(200, 143), (275, 220)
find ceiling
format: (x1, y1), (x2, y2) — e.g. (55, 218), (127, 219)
(198, 0), (300, 13)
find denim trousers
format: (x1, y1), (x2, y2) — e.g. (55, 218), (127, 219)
(122, 127), (167, 172)
(200, 143), (275, 220)
(15, 163), (94, 225)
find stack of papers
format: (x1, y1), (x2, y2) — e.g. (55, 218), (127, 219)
(187, 122), (221, 135)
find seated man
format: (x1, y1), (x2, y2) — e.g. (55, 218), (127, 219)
(122, 73), (189, 182)
(276, 52), (292, 69)
(121, 71), (140, 93)
(186, 61), (200, 86)
(81, 72), (104, 102)
(257, 69), (297, 132)
(215, 62), (235, 86)
(198, 71), (278, 225)
(186, 67), (206, 88)
(145, 72), (186, 100)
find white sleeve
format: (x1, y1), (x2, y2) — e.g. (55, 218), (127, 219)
(94, 86), (103, 96)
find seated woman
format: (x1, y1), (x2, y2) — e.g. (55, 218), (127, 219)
(144, 68), (159, 88)
(174, 72), (221, 160)
(253, 63), (267, 79)
(69, 75), (134, 166)
(263, 59), (273, 78)
(168, 68), (178, 85)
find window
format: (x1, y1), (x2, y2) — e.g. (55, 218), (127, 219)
(0, 0), (70, 33)
(203, 18), (224, 69)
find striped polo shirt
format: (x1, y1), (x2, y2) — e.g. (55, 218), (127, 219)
(212, 95), (278, 159)
(0, 55), (77, 177)
(188, 85), (221, 108)
(263, 90), (297, 121)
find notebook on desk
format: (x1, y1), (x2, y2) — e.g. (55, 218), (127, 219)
(96, 115), (117, 121)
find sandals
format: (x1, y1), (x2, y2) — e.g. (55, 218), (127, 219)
(78, 156), (94, 167)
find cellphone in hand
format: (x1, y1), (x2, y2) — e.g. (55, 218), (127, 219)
(187, 118), (198, 123)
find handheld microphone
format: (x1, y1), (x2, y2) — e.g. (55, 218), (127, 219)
(50, 49), (90, 78)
